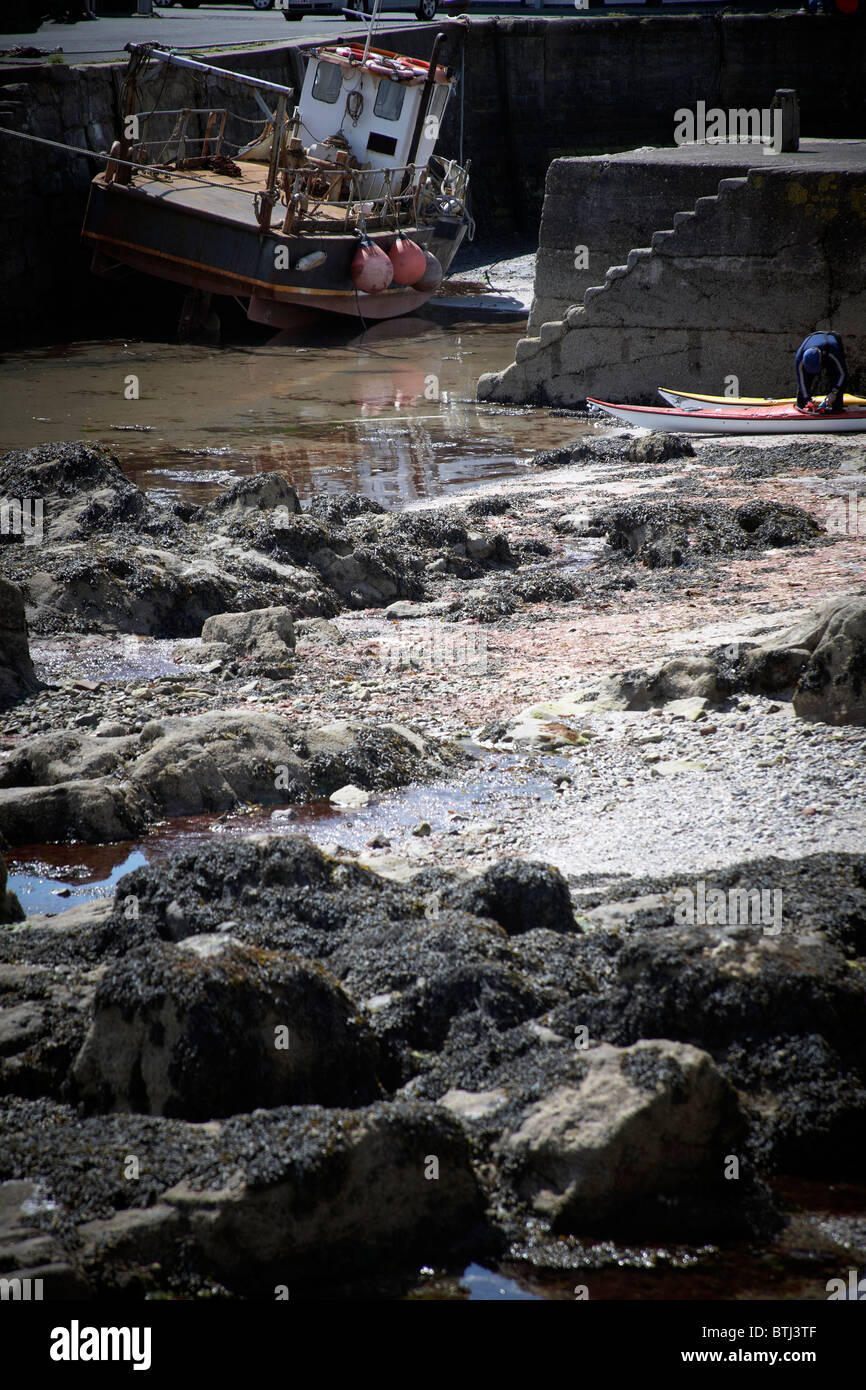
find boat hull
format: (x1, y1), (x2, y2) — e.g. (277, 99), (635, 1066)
(82, 177), (466, 324)
(588, 398), (866, 435)
(659, 387), (866, 411)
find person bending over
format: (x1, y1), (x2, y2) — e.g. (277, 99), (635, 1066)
(795, 331), (848, 413)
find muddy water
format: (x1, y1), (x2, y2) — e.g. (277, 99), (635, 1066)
(0, 319), (591, 507)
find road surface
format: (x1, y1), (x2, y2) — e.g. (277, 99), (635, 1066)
(1, 3), (739, 68)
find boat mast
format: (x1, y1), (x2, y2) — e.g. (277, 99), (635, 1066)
(341, 0), (384, 65)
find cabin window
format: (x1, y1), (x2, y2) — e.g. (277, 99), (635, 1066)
(311, 62), (342, 105)
(427, 84), (448, 128)
(373, 80), (405, 123)
(367, 132), (398, 157)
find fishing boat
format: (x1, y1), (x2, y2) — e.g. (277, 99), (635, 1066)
(81, 25), (471, 332)
(659, 388), (866, 411)
(587, 398), (866, 436)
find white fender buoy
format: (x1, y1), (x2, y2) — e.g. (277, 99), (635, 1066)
(295, 251), (327, 272)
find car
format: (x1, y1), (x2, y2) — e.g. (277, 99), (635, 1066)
(278, 1), (439, 17)
(156, 0), (438, 12)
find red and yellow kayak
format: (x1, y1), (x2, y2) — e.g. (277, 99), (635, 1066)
(589, 397), (866, 435)
(659, 387), (866, 411)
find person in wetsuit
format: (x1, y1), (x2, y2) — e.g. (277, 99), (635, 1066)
(795, 332), (848, 413)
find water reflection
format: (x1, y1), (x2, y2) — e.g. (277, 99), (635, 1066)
(0, 319), (594, 506)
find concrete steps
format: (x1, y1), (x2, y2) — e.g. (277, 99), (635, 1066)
(578, 172), (755, 315)
(478, 161), (865, 407)
(483, 169), (761, 382)
(587, 179), (752, 310)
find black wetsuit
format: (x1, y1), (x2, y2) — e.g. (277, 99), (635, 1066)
(795, 332), (848, 409)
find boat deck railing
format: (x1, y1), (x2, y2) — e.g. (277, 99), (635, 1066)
(281, 162), (418, 233)
(131, 108), (232, 166)
(280, 157), (469, 235)
(119, 105), (469, 236)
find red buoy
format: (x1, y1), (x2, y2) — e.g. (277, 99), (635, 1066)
(411, 250), (443, 293)
(350, 238), (393, 294)
(388, 235), (427, 286)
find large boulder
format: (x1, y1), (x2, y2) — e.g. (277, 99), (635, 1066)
(499, 1040), (747, 1237)
(790, 598), (866, 726)
(73, 936), (383, 1119)
(0, 1096), (485, 1293)
(160, 1101), (485, 1290)
(0, 578), (40, 707)
(130, 710), (308, 818)
(0, 713), (462, 844)
(0, 779), (149, 846)
(19, 545), (245, 638)
(197, 606), (295, 674)
(0, 442), (159, 545)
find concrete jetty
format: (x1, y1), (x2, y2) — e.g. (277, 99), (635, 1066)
(478, 140), (866, 407)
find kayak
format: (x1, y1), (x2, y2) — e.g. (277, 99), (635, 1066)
(587, 398), (866, 435)
(659, 387), (866, 411)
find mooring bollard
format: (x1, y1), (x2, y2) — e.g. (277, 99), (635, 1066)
(772, 89), (800, 153)
(136, 0), (155, 16)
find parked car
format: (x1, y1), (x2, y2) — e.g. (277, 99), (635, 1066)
(157, 0), (438, 11)
(279, 1), (439, 17)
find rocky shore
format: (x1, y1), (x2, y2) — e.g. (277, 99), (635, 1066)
(1, 432), (865, 1299)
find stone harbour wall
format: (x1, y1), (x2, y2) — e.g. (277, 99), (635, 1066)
(478, 166), (866, 407)
(0, 14), (863, 344)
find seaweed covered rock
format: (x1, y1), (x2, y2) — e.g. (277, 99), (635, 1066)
(0, 442), (164, 545)
(73, 936), (383, 1118)
(308, 492), (386, 527)
(93, 836), (546, 1061)
(789, 597), (866, 726)
(208, 473), (300, 520)
(19, 546), (246, 638)
(499, 1040), (748, 1237)
(549, 851), (866, 1173)
(624, 432), (695, 464)
(0, 1096), (485, 1294)
(0, 714), (461, 845)
(590, 498), (822, 568)
(438, 860), (578, 937)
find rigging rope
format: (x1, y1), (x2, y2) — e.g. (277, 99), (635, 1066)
(0, 125), (264, 200)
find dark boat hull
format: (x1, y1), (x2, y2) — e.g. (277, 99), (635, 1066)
(82, 177), (466, 324)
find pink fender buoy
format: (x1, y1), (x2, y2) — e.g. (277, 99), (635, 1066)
(411, 250), (443, 293)
(388, 235), (427, 286)
(350, 237), (394, 294)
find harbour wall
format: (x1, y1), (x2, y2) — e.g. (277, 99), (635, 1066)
(477, 163), (866, 407)
(527, 153), (768, 333)
(0, 14), (864, 344)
